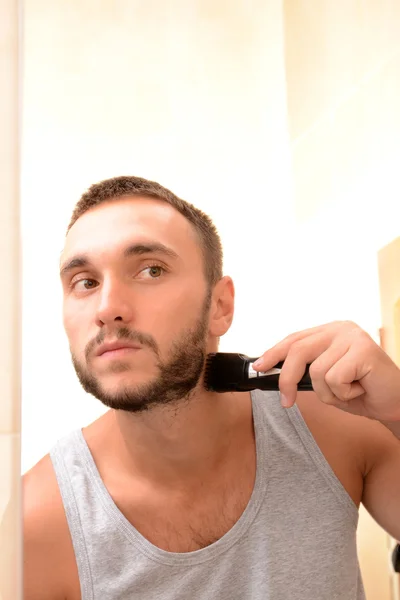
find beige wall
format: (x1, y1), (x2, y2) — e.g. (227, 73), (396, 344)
(0, 0), (22, 598)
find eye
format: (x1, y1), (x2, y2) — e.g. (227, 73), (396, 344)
(140, 265), (165, 279)
(72, 278), (99, 292)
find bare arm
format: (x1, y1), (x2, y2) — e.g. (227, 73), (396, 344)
(0, 464), (62, 600)
(23, 493), (64, 600)
(296, 391), (400, 540)
(362, 420), (400, 541)
(22, 455), (79, 600)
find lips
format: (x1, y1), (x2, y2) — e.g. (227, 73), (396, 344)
(95, 341), (142, 357)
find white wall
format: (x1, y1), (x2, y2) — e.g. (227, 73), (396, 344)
(21, 0), (296, 472)
(21, 0), (400, 470)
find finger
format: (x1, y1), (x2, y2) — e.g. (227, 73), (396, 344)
(309, 341), (351, 406)
(277, 332), (338, 406)
(315, 396), (366, 416)
(254, 329), (328, 372)
(324, 348), (366, 402)
(253, 321), (355, 372)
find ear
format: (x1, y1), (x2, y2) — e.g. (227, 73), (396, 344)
(208, 276), (235, 337)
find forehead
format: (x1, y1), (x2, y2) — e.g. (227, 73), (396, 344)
(62, 196), (201, 265)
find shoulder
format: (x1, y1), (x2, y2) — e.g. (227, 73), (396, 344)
(295, 391), (393, 506)
(23, 453), (81, 600)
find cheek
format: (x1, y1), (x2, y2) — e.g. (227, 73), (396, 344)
(154, 287), (195, 316)
(63, 305), (89, 355)
(147, 288), (205, 334)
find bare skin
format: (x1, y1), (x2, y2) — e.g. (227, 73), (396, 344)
(4, 196), (399, 600)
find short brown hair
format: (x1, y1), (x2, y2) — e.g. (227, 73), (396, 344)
(68, 175), (223, 289)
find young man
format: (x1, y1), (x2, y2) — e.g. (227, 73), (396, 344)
(5, 176), (400, 599)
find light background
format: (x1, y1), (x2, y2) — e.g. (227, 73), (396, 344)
(1, 1), (400, 598)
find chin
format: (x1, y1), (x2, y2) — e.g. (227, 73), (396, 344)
(100, 371), (151, 393)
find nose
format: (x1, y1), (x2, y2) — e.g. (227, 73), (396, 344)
(95, 278), (134, 327)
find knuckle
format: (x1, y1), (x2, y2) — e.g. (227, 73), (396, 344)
(332, 320), (345, 326)
(342, 320), (359, 331)
(279, 373), (296, 392)
(324, 370), (337, 387)
(309, 361), (324, 379)
(354, 328), (369, 342)
(278, 372), (291, 388)
(288, 339), (307, 356)
(327, 320), (346, 329)
(341, 388), (353, 402)
(283, 333), (300, 346)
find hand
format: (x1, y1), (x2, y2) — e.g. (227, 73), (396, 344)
(253, 321), (400, 422)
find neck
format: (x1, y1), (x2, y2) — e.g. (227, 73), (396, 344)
(95, 388), (253, 491)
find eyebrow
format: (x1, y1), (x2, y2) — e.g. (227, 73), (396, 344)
(59, 242), (180, 278)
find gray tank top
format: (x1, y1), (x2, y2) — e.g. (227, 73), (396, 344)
(50, 389), (366, 600)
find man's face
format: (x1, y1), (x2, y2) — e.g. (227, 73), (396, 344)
(60, 197), (213, 413)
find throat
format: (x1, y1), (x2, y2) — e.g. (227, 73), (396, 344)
(82, 391), (257, 552)
(113, 457), (257, 553)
